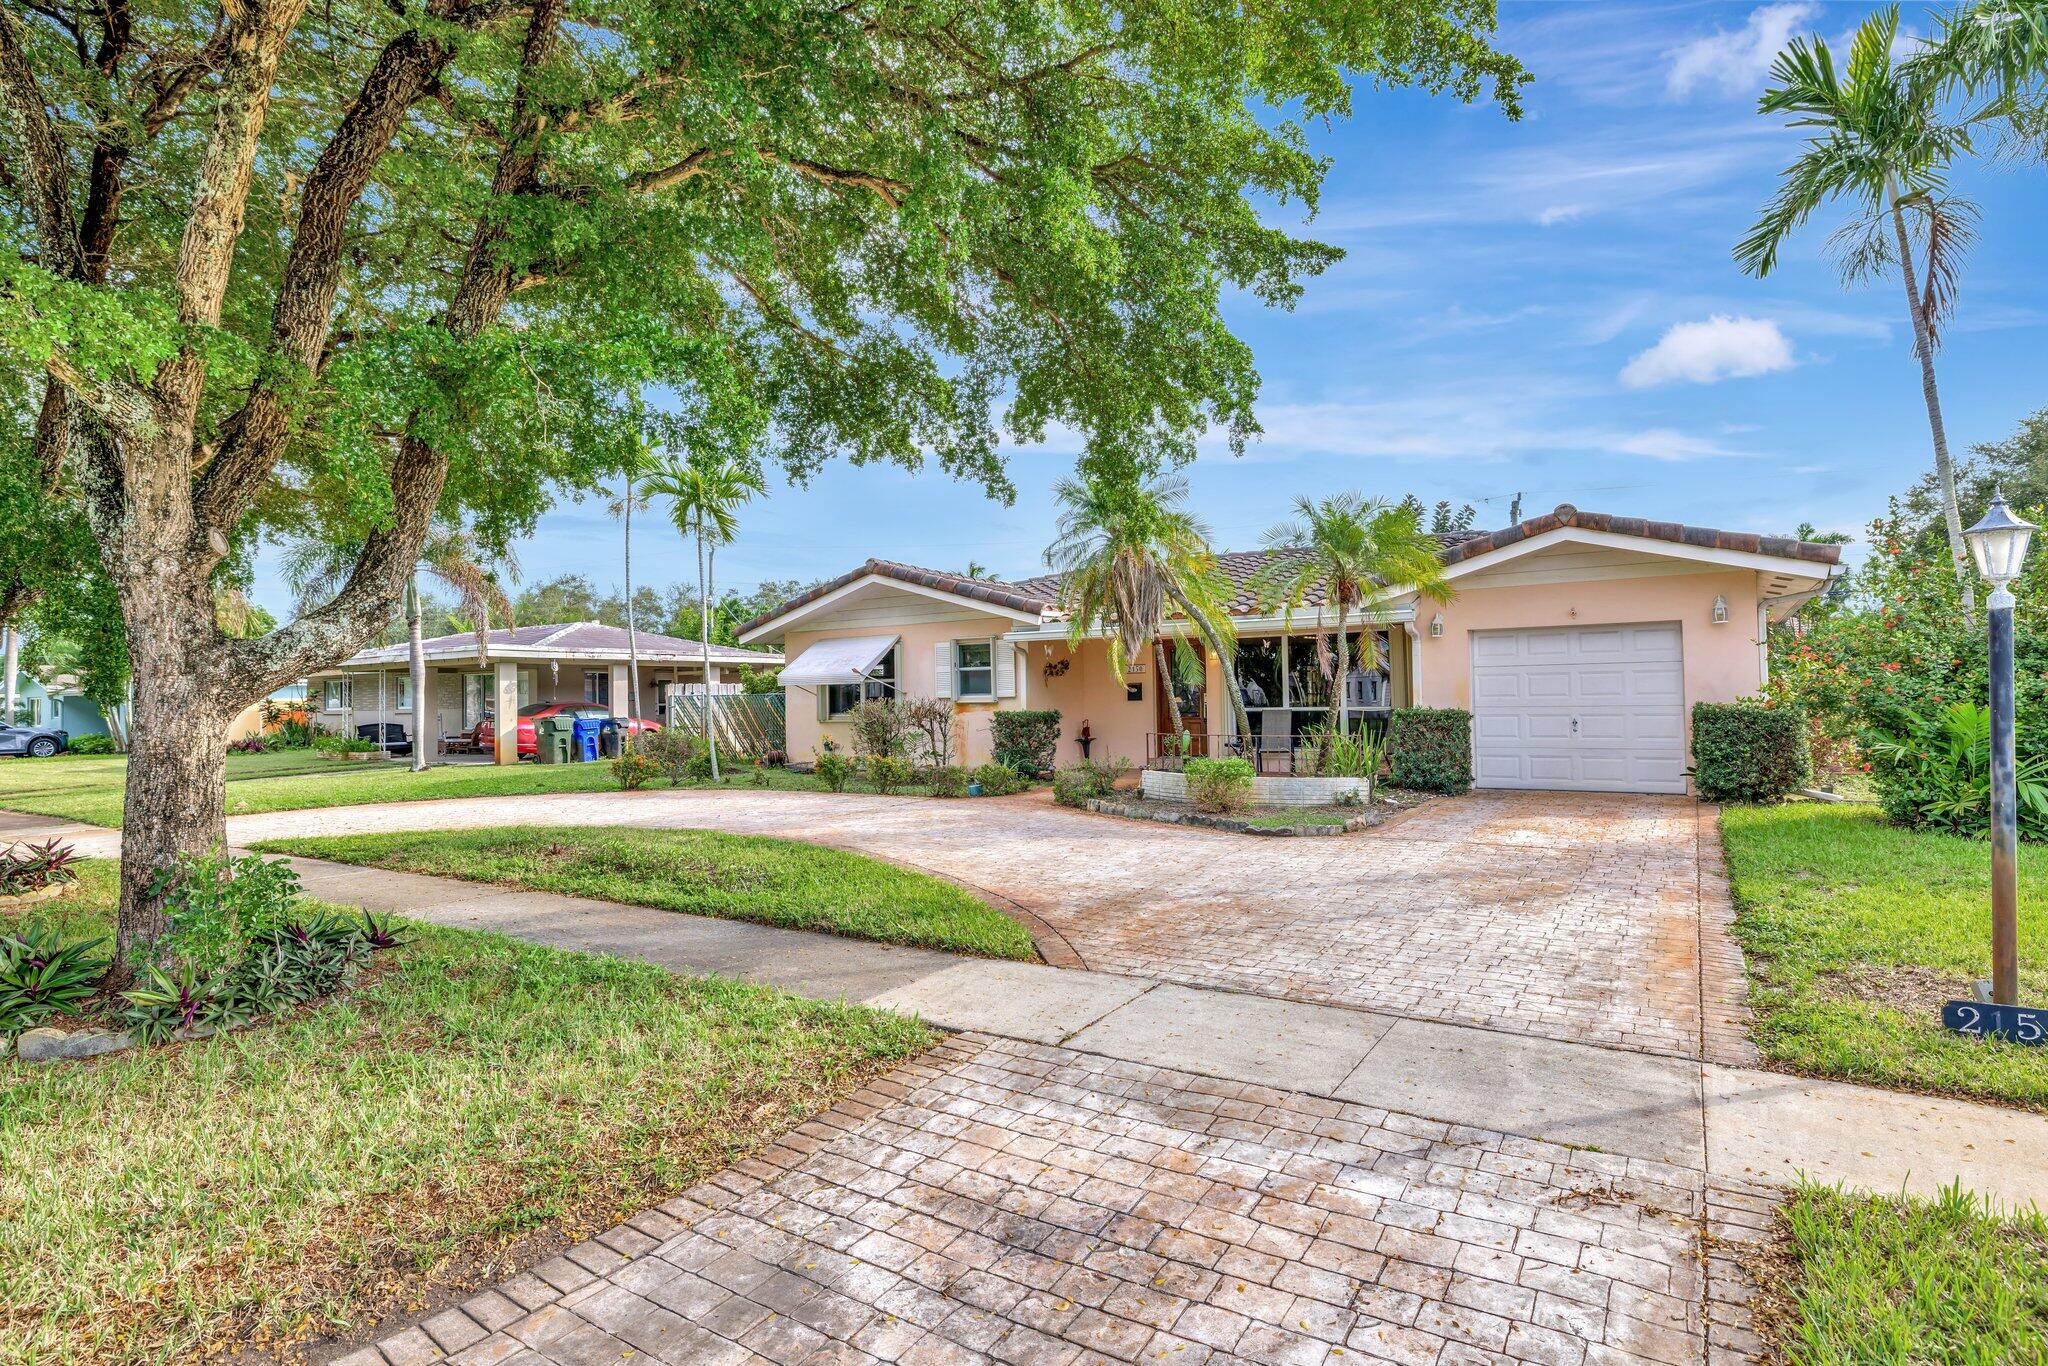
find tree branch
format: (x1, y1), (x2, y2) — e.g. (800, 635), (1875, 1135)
(0, 4), (85, 276)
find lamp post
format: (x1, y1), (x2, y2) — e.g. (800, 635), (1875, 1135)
(1963, 490), (2036, 1007)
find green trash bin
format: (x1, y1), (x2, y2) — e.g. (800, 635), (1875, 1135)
(535, 715), (573, 764)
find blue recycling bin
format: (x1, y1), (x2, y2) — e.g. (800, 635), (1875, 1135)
(571, 716), (604, 762)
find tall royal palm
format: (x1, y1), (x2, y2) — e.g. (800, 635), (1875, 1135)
(644, 453), (766, 780)
(1737, 6), (1986, 611)
(283, 530), (514, 771)
(1044, 469), (1250, 747)
(1255, 495), (1451, 766)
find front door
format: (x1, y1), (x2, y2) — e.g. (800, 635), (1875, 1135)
(1154, 637), (1208, 747)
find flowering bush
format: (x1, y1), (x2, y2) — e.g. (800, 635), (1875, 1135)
(1769, 497), (2048, 833)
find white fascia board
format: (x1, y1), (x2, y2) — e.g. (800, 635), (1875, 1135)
(738, 573), (1044, 643)
(1001, 603), (1415, 644)
(1439, 526), (1837, 585)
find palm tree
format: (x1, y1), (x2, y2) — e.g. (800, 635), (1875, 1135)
(283, 529), (514, 771)
(643, 452), (766, 780)
(608, 444), (654, 726)
(1044, 468), (1250, 751)
(1737, 6), (1988, 613)
(1254, 495), (1452, 767)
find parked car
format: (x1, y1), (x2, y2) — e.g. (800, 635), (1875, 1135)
(475, 702), (660, 758)
(0, 723), (69, 758)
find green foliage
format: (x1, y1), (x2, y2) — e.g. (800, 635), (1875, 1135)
(0, 923), (108, 1036)
(864, 755), (915, 794)
(1866, 702), (2048, 838)
(1182, 756), (1255, 813)
(739, 667), (781, 695)
(63, 735), (118, 756)
(609, 750), (660, 791)
(1, 839), (80, 895)
(639, 727), (694, 786)
(151, 850), (304, 978)
(927, 765), (969, 798)
(1307, 726), (1386, 785)
(813, 751), (854, 793)
(1053, 756), (1133, 807)
(989, 710), (1062, 775)
(312, 733), (379, 755)
(847, 698), (912, 760)
(970, 762), (1027, 797)
(117, 963), (216, 1044)
(1691, 701), (1812, 804)
(1386, 708), (1471, 793)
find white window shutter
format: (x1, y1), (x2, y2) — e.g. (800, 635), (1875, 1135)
(995, 642), (1016, 698)
(817, 686), (829, 723)
(933, 642), (954, 699)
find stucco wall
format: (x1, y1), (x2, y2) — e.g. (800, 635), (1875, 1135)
(1028, 638), (1156, 768)
(782, 614), (1020, 765)
(1412, 568), (1766, 716)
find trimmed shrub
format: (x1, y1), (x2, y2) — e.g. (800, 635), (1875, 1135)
(610, 750), (659, 790)
(990, 709), (1061, 775)
(1183, 756), (1255, 813)
(1053, 757), (1132, 807)
(970, 761), (1027, 796)
(927, 764), (969, 798)
(813, 750), (854, 793)
(1386, 708), (1471, 794)
(866, 754), (915, 794)
(1691, 700), (1811, 804)
(66, 734), (119, 755)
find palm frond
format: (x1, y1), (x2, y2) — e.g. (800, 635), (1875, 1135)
(1911, 193), (1981, 347)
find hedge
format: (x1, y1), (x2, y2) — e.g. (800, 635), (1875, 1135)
(1386, 708), (1471, 794)
(1182, 756), (1255, 813)
(989, 709), (1061, 775)
(1691, 700), (1810, 803)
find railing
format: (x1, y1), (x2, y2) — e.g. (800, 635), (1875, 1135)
(1145, 713), (1392, 776)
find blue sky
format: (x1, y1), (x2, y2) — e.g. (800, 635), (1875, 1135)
(254, 1), (2048, 616)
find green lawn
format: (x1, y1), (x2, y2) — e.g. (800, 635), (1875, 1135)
(0, 751), (953, 827)
(253, 823), (1038, 960)
(1761, 1182), (2048, 1363)
(1, 862), (931, 1364)
(1720, 802), (2048, 1109)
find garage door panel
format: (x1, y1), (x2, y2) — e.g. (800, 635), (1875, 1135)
(1470, 621), (1688, 794)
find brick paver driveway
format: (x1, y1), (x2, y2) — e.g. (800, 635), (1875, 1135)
(228, 787), (1727, 1060)
(347, 1036), (1766, 1366)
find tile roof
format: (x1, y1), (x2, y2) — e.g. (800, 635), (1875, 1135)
(740, 505), (1842, 637)
(737, 559), (1059, 638)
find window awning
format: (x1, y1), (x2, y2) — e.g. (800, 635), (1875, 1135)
(778, 635), (899, 687)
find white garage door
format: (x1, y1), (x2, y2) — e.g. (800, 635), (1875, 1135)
(1470, 622), (1687, 794)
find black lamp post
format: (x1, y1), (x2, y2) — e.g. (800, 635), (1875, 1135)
(1963, 490), (2036, 1007)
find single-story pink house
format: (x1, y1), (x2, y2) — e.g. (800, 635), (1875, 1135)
(736, 504), (1843, 795)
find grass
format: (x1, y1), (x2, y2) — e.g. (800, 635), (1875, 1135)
(251, 824), (1038, 960)
(1757, 1181), (2048, 1363)
(0, 752), (955, 828)
(1720, 802), (2048, 1109)
(1, 862), (932, 1363)
(1242, 809), (1358, 829)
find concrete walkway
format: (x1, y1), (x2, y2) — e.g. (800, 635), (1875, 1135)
(16, 808), (2046, 1211)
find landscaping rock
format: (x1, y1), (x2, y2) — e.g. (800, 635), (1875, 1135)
(14, 1025), (140, 1063)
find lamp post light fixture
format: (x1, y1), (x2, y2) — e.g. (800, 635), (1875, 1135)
(1964, 490), (2036, 1007)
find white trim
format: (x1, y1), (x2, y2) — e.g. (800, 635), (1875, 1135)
(1001, 604), (1416, 645)
(1434, 526), (1838, 586)
(737, 573), (1042, 643)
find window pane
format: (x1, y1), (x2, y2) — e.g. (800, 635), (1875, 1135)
(1235, 637), (1281, 710)
(957, 641), (991, 668)
(958, 668), (993, 697)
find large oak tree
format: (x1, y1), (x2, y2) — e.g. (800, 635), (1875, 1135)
(0, 0), (1523, 972)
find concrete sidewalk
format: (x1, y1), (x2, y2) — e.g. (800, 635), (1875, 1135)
(15, 810), (2048, 1210)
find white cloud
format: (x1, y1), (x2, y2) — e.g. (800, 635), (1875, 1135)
(1620, 315), (1796, 389)
(1668, 3), (1819, 98)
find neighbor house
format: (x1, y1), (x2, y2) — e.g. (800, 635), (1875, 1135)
(11, 671), (120, 741)
(311, 622), (783, 763)
(737, 504), (1843, 794)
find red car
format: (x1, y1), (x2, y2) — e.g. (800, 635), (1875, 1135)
(476, 702), (661, 758)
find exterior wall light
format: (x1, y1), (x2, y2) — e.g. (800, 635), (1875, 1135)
(1429, 613), (1444, 638)
(1711, 595), (1729, 625)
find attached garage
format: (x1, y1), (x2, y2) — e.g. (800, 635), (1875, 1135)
(1470, 623), (1688, 794)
